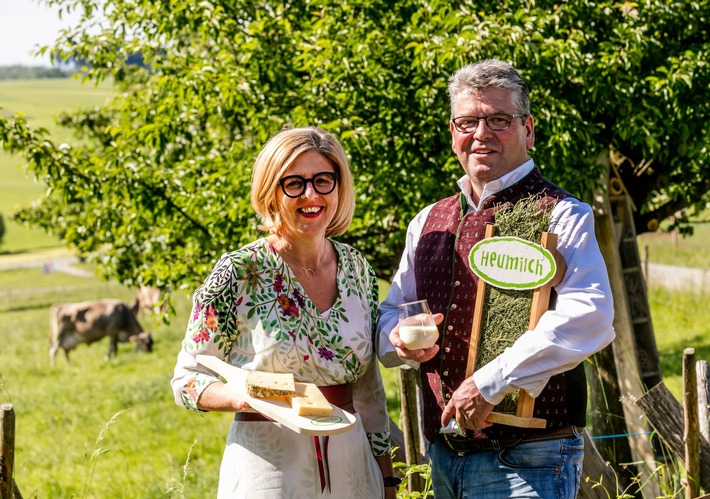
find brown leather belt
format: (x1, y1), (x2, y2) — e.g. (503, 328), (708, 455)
(440, 425), (582, 454)
(234, 383), (354, 422)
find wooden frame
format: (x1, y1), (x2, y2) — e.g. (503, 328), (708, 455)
(465, 224), (566, 428)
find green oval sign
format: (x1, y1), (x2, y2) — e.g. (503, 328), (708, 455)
(469, 236), (556, 290)
(310, 416), (344, 426)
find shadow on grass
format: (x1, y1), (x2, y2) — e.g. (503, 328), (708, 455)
(0, 301), (56, 313)
(0, 244), (68, 256)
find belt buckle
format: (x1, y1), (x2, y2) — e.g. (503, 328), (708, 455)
(439, 419), (465, 437)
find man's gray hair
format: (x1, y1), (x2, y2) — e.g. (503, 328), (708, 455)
(448, 59), (530, 118)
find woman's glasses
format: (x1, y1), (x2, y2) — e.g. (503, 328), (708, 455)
(279, 172), (339, 198)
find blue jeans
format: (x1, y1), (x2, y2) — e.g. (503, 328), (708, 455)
(429, 428), (584, 498)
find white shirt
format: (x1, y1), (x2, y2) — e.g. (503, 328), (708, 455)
(377, 160), (616, 405)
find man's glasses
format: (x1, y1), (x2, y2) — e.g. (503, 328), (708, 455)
(451, 113), (527, 133)
(279, 172), (339, 198)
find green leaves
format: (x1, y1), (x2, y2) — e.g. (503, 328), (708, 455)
(4, 0), (710, 291)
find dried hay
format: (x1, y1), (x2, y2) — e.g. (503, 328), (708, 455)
(476, 195), (555, 413)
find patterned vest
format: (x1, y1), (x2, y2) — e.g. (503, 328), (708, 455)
(415, 168), (588, 442)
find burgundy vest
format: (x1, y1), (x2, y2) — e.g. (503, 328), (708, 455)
(415, 168), (587, 442)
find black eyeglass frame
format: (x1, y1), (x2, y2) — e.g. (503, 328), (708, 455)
(278, 171), (340, 198)
(451, 113), (528, 133)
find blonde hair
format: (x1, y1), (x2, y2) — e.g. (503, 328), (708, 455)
(251, 127), (355, 237)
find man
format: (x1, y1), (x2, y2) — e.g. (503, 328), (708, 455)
(377, 59), (615, 498)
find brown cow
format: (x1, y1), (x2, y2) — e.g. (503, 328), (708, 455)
(49, 299), (153, 365)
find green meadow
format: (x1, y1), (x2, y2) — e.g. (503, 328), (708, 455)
(1, 77), (709, 496)
(0, 268), (401, 497)
(0, 77), (112, 256)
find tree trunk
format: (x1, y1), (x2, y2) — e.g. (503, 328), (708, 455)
(586, 345), (637, 491)
(593, 159), (660, 497)
(579, 428), (622, 499)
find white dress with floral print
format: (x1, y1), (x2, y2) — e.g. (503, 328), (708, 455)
(171, 238), (390, 498)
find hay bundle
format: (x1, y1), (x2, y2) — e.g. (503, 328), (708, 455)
(475, 195), (555, 413)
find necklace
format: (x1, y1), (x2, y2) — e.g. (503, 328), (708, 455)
(281, 242), (327, 279)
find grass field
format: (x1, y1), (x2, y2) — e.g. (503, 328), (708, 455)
(1, 78), (709, 497)
(0, 78), (227, 496)
(0, 276), (230, 497)
(0, 268), (402, 497)
(1, 265), (707, 497)
(0, 78), (112, 256)
(638, 223), (710, 269)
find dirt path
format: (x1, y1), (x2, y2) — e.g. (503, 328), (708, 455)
(644, 262), (710, 291)
(0, 254), (93, 277)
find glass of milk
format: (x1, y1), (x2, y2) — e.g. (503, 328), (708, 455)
(397, 300), (439, 350)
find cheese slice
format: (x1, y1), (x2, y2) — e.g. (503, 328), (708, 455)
(287, 383), (333, 417)
(246, 370), (296, 398)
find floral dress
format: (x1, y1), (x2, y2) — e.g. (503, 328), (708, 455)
(171, 238), (391, 498)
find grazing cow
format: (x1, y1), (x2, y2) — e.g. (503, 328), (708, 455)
(49, 299), (154, 365)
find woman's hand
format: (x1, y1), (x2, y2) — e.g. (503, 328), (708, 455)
(385, 484), (396, 499)
(389, 312), (443, 363)
(197, 381), (251, 412)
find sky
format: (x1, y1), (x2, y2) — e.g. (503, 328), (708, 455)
(0, 0), (82, 66)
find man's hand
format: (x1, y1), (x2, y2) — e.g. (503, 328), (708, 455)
(441, 376), (494, 431)
(389, 313), (443, 362)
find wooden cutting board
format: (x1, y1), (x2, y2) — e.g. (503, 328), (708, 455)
(196, 355), (356, 436)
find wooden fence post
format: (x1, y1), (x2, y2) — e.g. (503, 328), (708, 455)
(399, 366), (425, 492)
(1, 403), (20, 499)
(697, 360), (709, 444)
(635, 382), (710, 492)
(683, 349), (700, 499)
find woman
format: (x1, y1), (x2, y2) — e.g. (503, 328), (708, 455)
(171, 127), (396, 498)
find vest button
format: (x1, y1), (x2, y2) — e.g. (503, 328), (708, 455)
(445, 347), (451, 353)
(447, 325), (453, 331)
(445, 393), (451, 399)
(454, 280), (461, 286)
(443, 370), (449, 376)
(451, 303), (457, 309)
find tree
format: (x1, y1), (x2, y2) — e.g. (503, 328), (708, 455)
(1, 0), (708, 292)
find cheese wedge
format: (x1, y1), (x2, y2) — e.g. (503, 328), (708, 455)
(246, 370), (296, 398)
(287, 383), (333, 417)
